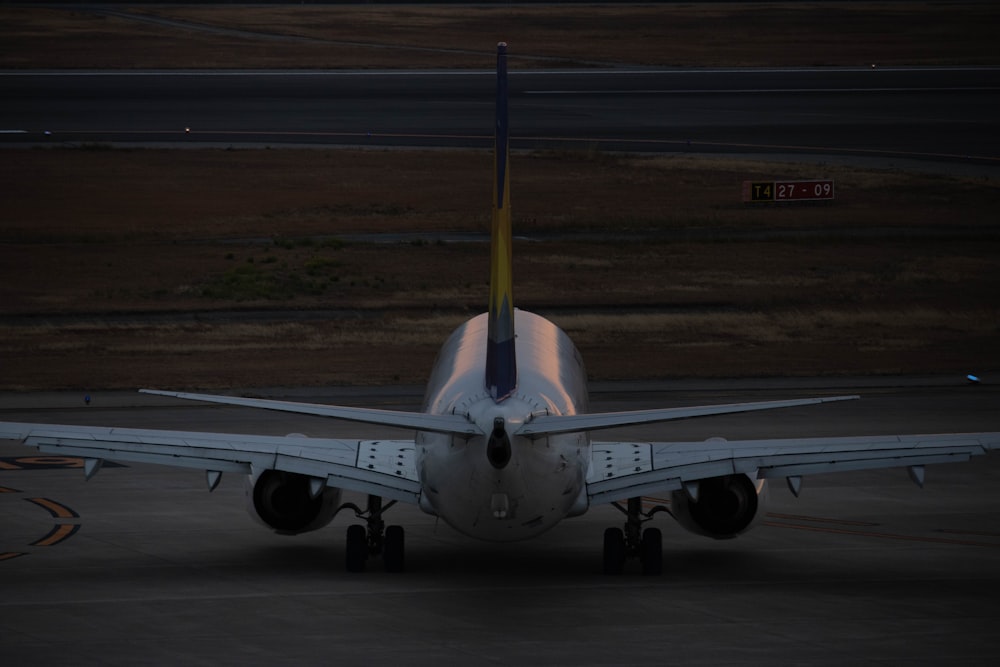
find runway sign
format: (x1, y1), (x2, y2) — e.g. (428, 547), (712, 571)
(743, 180), (834, 202)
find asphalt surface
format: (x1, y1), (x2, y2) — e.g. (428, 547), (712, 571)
(2, 379), (999, 665)
(2, 67), (999, 166)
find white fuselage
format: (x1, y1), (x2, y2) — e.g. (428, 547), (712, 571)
(416, 309), (591, 541)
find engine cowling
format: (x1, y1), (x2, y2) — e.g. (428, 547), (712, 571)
(670, 474), (766, 539)
(245, 470), (341, 535)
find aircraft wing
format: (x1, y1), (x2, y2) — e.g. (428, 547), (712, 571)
(0, 422), (420, 504)
(586, 432), (1000, 505)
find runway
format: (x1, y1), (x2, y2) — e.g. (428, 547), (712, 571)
(2, 379), (998, 664)
(2, 67), (999, 164)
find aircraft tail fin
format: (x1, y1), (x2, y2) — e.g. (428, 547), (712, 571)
(485, 42), (517, 402)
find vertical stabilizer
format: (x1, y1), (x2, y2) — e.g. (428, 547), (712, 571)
(486, 42), (517, 401)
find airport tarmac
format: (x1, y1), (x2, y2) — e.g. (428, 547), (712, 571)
(2, 379), (999, 665)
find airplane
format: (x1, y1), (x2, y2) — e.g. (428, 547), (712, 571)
(2, 43), (998, 574)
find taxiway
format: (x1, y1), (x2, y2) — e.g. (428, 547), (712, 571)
(2, 379), (998, 665)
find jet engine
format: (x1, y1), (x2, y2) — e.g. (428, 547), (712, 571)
(245, 469), (341, 535)
(670, 474), (766, 539)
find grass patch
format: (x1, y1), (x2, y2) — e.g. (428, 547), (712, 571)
(200, 261), (342, 301)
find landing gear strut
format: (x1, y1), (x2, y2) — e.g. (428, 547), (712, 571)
(603, 496), (666, 575)
(341, 494), (405, 573)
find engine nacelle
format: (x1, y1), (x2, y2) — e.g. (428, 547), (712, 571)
(245, 470), (341, 535)
(670, 474), (766, 539)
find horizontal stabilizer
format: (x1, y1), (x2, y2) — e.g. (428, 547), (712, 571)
(517, 395), (859, 437)
(140, 389), (482, 436)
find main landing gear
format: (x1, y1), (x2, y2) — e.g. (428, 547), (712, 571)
(340, 494), (405, 573)
(603, 496), (666, 575)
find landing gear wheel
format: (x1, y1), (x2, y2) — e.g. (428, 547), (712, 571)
(345, 524), (367, 573)
(605, 496), (669, 575)
(340, 495), (402, 573)
(640, 527), (663, 576)
(383, 525), (405, 573)
(603, 527), (626, 575)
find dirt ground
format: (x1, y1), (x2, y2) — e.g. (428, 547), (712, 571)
(3, 148), (997, 389)
(1, 2), (997, 69)
(1, 3), (998, 390)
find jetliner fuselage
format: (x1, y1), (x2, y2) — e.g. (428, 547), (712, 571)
(418, 309), (591, 540)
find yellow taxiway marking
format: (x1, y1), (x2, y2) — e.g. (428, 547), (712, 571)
(27, 497), (80, 519)
(31, 524), (80, 547)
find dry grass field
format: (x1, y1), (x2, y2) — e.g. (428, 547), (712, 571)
(1, 2), (997, 69)
(3, 147), (997, 389)
(1, 3), (998, 389)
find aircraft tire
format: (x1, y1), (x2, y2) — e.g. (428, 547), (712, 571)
(384, 525), (405, 573)
(345, 524), (367, 573)
(640, 527), (663, 576)
(603, 527), (626, 575)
